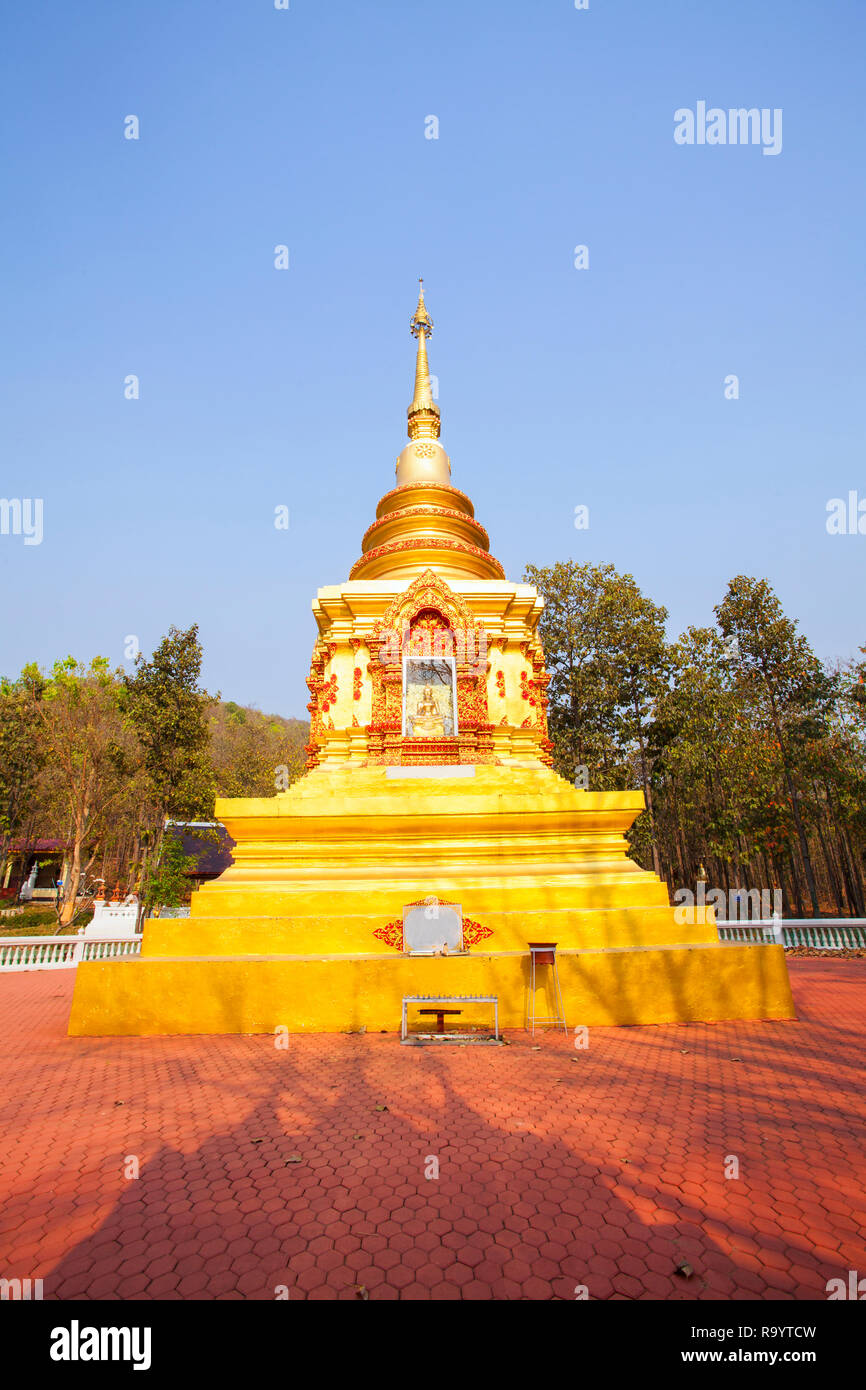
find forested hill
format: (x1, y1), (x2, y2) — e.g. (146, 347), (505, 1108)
(210, 701), (309, 799)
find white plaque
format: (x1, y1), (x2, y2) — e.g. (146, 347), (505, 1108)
(403, 903), (463, 954)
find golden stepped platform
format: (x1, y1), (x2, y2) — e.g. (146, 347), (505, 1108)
(69, 765), (796, 1035)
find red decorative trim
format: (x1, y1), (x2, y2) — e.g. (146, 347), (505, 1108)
(373, 920), (405, 950)
(321, 672), (338, 714)
(362, 506), (491, 550)
(351, 537), (504, 580)
(463, 919), (495, 947)
(374, 481), (476, 516)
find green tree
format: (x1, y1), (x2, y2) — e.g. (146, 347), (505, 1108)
(142, 832), (196, 914)
(525, 560), (671, 874)
(0, 665), (45, 880)
(33, 657), (136, 925)
(123, 625), (216, 904)
(651, 625), (793, 897)
(124, 625), (215, 819)
(851, 645), (866, 722)
(599, 575), (671, 876)
(524, 561), (630, 786)
(714, 576), (833, 917)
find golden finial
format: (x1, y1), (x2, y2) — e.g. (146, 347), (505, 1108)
(410, 277), (433, 338)
(407, 278), (440, 439)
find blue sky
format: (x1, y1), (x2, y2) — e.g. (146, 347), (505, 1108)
(2, 0), (864, 716)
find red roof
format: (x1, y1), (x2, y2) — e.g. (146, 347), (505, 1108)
(8, 839), (69, 853)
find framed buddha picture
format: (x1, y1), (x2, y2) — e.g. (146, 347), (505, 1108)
(402, 656), (458, 738)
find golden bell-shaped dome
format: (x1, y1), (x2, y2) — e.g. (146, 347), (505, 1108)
(395, 437), (451, 487)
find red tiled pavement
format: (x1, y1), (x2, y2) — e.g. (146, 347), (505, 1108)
(0, 961), (864, 1300)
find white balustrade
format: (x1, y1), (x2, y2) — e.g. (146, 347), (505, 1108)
(716, 915), (866, 948)
(0, 934), (142, 971)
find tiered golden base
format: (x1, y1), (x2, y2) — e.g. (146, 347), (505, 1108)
(68, 766), (796, 1035)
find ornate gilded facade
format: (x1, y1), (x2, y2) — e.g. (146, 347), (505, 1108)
(304, 282), (552, 771)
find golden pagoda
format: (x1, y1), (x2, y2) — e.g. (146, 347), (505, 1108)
(69, 285), (795, 1036)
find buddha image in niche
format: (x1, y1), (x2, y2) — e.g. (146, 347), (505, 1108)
(405, 660), (455, 738)
(413, 683), (445, 738)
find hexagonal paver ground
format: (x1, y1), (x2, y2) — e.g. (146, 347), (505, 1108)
(0, 961), (864, 1300)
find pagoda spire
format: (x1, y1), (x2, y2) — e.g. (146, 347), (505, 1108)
(347, 279), (504, 580)
(407, 278), (441, 440)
